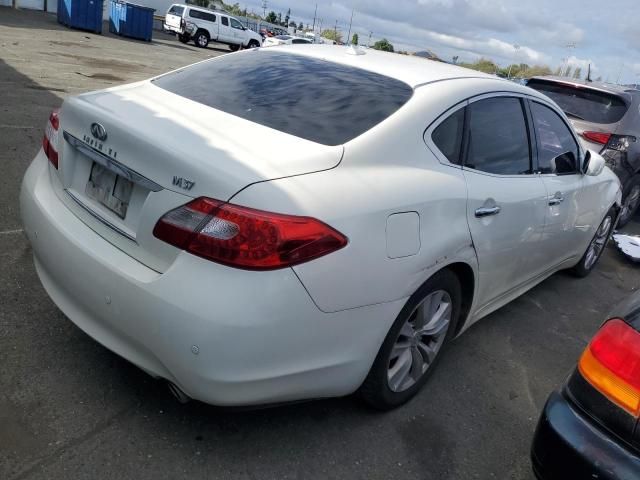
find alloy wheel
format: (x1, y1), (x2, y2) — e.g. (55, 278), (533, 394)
(620, 185), (640, 225)
(584, 215), (613, 270)
(387, 290), (452, 393)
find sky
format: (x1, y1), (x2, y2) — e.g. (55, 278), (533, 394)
(239, 0), (640, 84)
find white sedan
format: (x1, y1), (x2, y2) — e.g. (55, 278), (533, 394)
(262, 34), (312, 47)
(21, 45), (621, 410)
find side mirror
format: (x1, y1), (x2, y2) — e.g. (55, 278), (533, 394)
(551, 151), (577, 174)
(583, 150), (606, 176)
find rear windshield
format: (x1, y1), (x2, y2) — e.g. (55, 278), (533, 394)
(527, 79), (629, 124)
(152, 50), (413, 145)
(168, 5), (184, 15)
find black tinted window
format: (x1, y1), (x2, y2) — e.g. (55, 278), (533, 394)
(466, 97), (531, 175)
(292, 39), (311, 44)
(531, 102), (579, 174)
(189, 10), (215, 22)
(153, 51), (413, 145)
(431, 108), (464, 164)
(168, 5), (184, 15)
(221, 16), (229, 26)
(527, 80), (628, 124)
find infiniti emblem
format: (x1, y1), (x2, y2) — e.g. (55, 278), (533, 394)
(90, 123), (107, 142)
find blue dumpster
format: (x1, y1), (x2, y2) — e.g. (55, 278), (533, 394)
(109, 1), (155, 42)
(57, 0), (103, 34)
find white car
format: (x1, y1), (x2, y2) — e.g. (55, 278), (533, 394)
(163, 4), (262, 50)
(263, 35), (312, 47)
(21, 46), (621, 410)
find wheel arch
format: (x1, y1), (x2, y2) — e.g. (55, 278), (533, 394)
(439, 262), (475, 336)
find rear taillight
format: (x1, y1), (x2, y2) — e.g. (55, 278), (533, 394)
(42, 109), (60, 169)
(153, 197), (348, 270)
(582, 131), (611, 145)
(607, 134), (637, 152)
(578, 319), (640, 417)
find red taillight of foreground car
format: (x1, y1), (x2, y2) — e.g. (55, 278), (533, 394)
(153, 197), (348, 270)
(582, 131), (611, 146)
(42, 109), (60, 169)
(578, 319), (640, 417)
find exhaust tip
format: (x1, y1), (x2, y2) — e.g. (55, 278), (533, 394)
(166, 381), (191, 404)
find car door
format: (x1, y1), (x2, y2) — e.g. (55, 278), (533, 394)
(462, 95), (549, 309)
(229, 18), (246, 44)
(529, 99), (585, 266)
(218, 15), (233, 42)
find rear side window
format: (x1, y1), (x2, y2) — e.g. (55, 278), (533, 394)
(168, 5), (184, 15)
(189, 10), (216, 22)
(530, 102), (579, 174)
(153, 50), (413, 145)
(292, 39), (311, 44)
(465, 97), (531, 175)
(431, 108), (465, 164)
(221, 16), (229, 26)
(527, 80), (628, 124)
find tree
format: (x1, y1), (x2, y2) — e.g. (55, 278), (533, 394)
(351, 33), (358, 45)
(565, 66), (573, 78)
(554, 66), (562, 76)
(298, 22), (304, 30)
(289, 21), (297, 28)
(321, 29), (342, 44)
(460, 58), (499, 74)
(265, 11), (277, 23)
(190, 0), (210, 7)
(372, 38), (394, 52)
(276, 12), (282, 25)
(573, 67), (582, 79)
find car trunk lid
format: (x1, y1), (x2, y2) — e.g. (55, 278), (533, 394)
(50, 81), (343, 272)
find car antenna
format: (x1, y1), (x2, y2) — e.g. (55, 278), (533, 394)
(586, 63), (593, 83)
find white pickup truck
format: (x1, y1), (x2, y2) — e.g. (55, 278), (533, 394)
(164, 4), (262, 50)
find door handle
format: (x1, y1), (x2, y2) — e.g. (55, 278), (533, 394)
(548, 193), (565, 206)
(475, 206), (501, 218)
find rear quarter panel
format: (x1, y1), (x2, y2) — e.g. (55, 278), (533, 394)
(231, 81), (491, 314)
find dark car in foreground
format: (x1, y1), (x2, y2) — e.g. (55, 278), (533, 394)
(528, 77), (640, 226)
(531, 291), (640, 479)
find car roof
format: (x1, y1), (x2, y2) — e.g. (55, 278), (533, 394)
(529, 76), (639, 97)
(271, 44), (497, 88)
(173, 3), (226, 15)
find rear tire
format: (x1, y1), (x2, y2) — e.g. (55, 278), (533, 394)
(618, 175), (640, 228)
(178, 33), (190, 44)
(359, 269), (461, 410)
(247, 39), (260, 48)
(570, 207), (616, 277)
(194, 30), (209, 48)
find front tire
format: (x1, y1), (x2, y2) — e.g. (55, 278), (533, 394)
(247, 39), (260, 48)
(360, 269), (461, 410)
(571, 207), (616, 277)
(618, 175), (640, 228)
(229, 43), (240, 51)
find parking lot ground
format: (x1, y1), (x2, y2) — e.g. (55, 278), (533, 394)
(1, 8), (639, 480)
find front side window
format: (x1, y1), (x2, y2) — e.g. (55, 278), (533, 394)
(221, 16), (229, 26)
(531, 102), (579, 174)
(292, 39), (311, 44)
(465, 97), (531, 175)
(431, 108), (465, 164)
(230, 18), (243, 29)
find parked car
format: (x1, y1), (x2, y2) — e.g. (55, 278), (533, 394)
(163, 4), (262, 50)
(21, 46), (621, 410)
(531, 291), (640, 479)
(528, 77), (640, 226)
(262, 35), (312, 47)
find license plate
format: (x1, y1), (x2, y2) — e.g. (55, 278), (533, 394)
(85, 162), (133, 219)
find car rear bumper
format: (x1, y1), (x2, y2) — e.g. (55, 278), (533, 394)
(20, 152), (404, 406)
(531, 390), (640, 480)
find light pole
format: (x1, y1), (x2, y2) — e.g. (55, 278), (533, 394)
(261, 0), (267, 18)
(563, 43), (576, 76)
(507, 44), (520, 79)
(346, 8), (354, 46)
(367, 31), (372, 48)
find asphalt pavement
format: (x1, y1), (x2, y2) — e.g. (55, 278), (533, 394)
(1, 8), (639, 480)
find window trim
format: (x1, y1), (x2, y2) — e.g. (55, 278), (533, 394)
(424, 100), (468, 169)
(461, 93), (536, 178)
(527, 99), (583, 176)
(221, 16), (229, 26)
